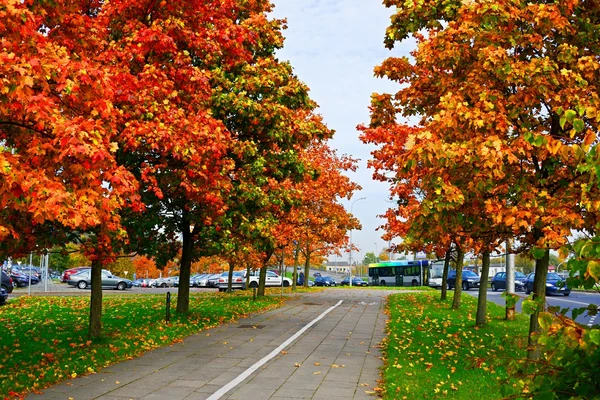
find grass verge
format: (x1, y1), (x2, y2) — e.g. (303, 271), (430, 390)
(381, 292), (529, 399)
(0, 291), (288, 398)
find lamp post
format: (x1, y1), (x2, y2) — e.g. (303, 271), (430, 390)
(374, 242), (378, 263)
(349, 197), (366, 287)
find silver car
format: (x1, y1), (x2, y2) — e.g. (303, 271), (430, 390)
(67, 269), (133, 290)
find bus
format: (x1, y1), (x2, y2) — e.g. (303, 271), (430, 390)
(367, 260), (430, 287)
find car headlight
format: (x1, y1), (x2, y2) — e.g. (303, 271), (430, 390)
(546, 283), (554, 287)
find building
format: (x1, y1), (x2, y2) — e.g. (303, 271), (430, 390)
(325, 261), (351, 274)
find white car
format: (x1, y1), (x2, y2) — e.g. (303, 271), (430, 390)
(429, 275), (443, 288)
(154, 277), (177, 288)
(246, 270), (292, 288)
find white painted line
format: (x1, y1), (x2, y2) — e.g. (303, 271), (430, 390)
(588, 314), (597, 327)
(207, 299), (344, 400)
(548, 298), (590, 306)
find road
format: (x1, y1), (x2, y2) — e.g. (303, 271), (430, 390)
(465, 288), (600, 327)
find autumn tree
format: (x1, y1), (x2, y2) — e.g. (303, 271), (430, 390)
(285, 144), (360, 288)
(362, 0), (600, 357)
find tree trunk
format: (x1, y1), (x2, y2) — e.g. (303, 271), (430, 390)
(304, 248), (311, 288)
(527, 249), (549, 360)
(177, 218), (193, 315)
(441, 247), (451, 301)
(258, 264), (267, 296)
(292, 247), (299, 290)
(451, 246), (465, 309)
(228, 259), (237, 293)
(88, 258), (103, 339)
(244, 262), (251, 291)
(476, 250), (490, 326)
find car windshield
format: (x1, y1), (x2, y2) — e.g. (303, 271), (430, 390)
(463, 271), (479, 278)
(515, 272), (526, 279)
(547, 273), (561, 280)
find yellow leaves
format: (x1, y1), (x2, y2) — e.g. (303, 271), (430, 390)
(587, 260), (600, 280)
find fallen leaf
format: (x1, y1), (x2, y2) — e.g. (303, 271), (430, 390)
(281, 351), (288, 355)
(314, 362), (321, 366)
(294, 363), (301, 367)
(313, 371), (321, 375)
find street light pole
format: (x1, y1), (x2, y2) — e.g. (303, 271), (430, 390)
(374, 242), (378, 263)
(349, 197), (366, 287)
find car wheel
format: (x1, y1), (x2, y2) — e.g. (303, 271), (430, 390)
(380, 280), (386, 286)
(491, 283), (497, 291)
(525, 286), (531, 295)
(117, 282), (126, 291)
(283, 281), (290, 287)
(412, 280), (418, 286)
(249, 281), (258, 289)
(218, 288), (225, 292)
(77, 281), (88, 289)
(462, 281), (469, 291)
(161, 283), (167, 288)
(564, 292), (570, 297)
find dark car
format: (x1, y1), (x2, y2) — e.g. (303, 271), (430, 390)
(315, 276), (337, 287)
(1, 270), (13, 294)
(340, 277), (369, 286)
(0, 287), (7, 305)
(447, 270), (480, 291)
(491, 271), (527, 292)
(525, 272), (570, 296)
(10, 268), (40, 287)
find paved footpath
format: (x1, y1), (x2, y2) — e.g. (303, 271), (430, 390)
(28, 289), (395, 400)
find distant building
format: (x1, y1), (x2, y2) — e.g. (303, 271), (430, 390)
(325, 261), (351, 274)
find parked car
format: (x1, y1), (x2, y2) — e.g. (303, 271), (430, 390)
(207, 274), (222, 288)
(340, 277), (369, 286)
(132, 279), (145, 287)
(525, 272), (571, 296)
(429, 275), (443, 288)
(315, 276), (337, 287)
(447, 270), (480, 291)
(61, 266), (91, 283)
(1, 270), (13, 294)
(154, 277), (177, 288)
(491, 271), (527, 291)
(67, 269), (133, 290)
(0, 287), (7, 305)
(217, 271), (246, 292)
(245, 270), (292, 288)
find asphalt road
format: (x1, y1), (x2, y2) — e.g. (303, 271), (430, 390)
(465, 287), (600, 327)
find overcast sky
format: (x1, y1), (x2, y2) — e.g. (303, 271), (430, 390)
(270, 1), (415, 263)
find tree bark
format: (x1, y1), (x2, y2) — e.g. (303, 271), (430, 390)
(177, 217), (193, 314)
(258, 264), (267, 296)
(304, 247), (311, 288)
(292, 246), (299, 290)
(441, 247), (451, 301)
(451, 245), (465, 309)
(527, 248), (549, 360)
(228, 259), (237, 292)
(88, 258), (103, 339)
(476, 249), (490, 326)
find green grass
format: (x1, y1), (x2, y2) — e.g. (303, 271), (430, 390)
(0, 291), (287, 398)
(382, 292), (529, 399)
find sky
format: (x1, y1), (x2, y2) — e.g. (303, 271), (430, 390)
(269, 1), (414, 264)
